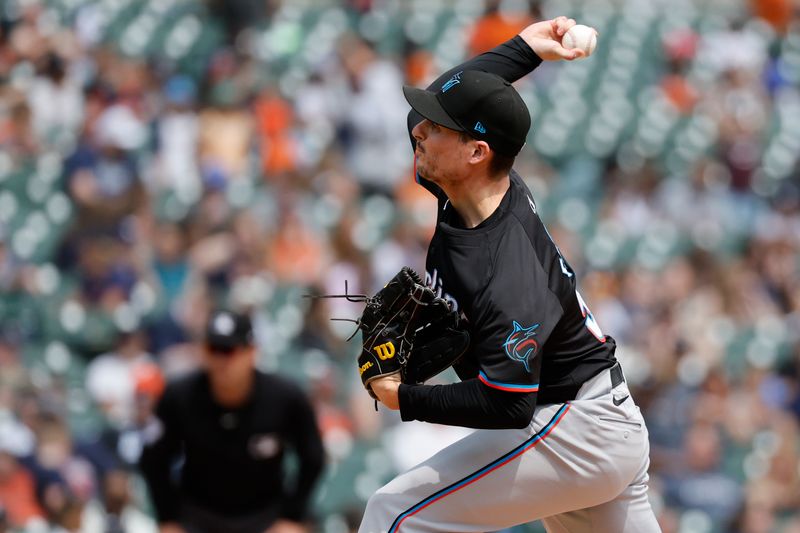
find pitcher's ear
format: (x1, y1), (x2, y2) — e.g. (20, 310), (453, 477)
(469, 140), (491, 165)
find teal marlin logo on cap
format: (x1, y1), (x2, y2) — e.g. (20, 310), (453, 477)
(441, 71), (462, 93)
(474, 121), (486, 133)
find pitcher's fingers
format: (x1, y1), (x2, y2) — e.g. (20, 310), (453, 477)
(553, 45), (584, 60)
(556, 17), (577, 36)
(552, 16), (569, 35)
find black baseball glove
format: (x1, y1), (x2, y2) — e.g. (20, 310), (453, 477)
(357, 267), (470, 399)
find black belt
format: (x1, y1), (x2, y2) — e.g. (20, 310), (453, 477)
(537, 361), (625, 404)
(610, 362), (625, 388)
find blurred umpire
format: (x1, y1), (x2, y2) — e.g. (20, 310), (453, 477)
(139, 310), (325, 533)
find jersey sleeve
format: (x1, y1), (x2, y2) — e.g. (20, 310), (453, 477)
(398, 378), (536, 429)
(469, 228), (564, 394)
(425, 35), (542, 92)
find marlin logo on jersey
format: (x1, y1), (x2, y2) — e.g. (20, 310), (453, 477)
(503, 321), (540, 373)
(441, 71), (462, 93)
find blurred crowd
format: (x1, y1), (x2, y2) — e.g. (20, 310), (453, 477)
(0, 0), (799, 532)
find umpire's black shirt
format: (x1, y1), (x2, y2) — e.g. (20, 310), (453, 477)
(139, 370), (324, 524)
(399, 36), (616, 429)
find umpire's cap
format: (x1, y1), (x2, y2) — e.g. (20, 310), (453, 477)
(205, 310), (254, 352)
(403, 70), (531, 157)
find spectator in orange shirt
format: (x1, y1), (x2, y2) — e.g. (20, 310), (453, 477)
(254, 87), (297, 178)
(467, 0), (531, 56)
(0, 447), (44, 529)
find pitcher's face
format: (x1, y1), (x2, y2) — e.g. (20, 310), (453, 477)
(412, 119), (474, 187)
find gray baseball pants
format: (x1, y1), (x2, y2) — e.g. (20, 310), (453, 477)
(359, 365), (661, 532)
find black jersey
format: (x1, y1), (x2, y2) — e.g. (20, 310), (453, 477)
(397, 35), (616, 429)
(139, 370), (324, 524)
(421, 171), (616, 403)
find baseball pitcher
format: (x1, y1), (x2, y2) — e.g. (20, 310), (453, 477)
(354, 16), (661, 533)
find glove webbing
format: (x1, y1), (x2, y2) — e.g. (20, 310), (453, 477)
(362, 293), (424, 366)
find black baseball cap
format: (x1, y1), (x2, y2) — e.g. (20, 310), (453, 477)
(403, 70), (531, 157)
(205, 310), (253, 353)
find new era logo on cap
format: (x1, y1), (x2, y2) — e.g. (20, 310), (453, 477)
(474, 122), (486, 134)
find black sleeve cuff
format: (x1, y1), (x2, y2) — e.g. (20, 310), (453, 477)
(509, 34), (544, 66)
(398, 383), (420, 422)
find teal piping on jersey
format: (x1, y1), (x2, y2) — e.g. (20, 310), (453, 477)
(478, 370), (539, 392)
(387, 403), (570, 532)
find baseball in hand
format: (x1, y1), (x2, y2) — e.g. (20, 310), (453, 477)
(562, 24), (597, 57)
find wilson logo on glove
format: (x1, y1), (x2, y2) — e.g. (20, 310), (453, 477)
(359, 361), (373, 376)
(373, 342), (396, 360)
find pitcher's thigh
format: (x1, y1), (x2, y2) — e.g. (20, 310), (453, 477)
(542, 463), (660, 533)
(360, 405), (578, 533)
(360, 403), (644, 533)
